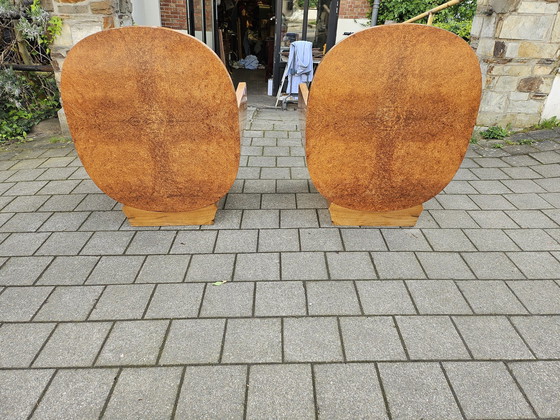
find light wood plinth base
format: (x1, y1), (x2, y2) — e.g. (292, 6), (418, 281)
(329, 203), (423, 227)
(122, 204), (218, 226)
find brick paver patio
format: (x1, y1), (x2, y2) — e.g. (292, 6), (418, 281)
(1, 108), (560, 419)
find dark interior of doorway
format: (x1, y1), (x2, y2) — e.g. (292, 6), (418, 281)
(218, 0), (275, 107)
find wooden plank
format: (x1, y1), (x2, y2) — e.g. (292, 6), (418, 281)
(329, 203), (423, 227)
(306, 24), (481, 214)
(236, 82), (248, 130)
(122, 204), (218, 226)
(61, 27), (241, 215)
(298, 83), (309, 148)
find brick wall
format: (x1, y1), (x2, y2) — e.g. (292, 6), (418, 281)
(339, 0), (370, 20)
(160, 0), (213, 31)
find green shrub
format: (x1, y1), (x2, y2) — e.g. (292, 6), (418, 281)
(480, 125), (510, 140)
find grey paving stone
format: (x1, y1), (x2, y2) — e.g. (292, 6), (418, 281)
(467, 210), (518, 228)
(397, 316), (470, 360)
(444, 181), (478, 194)
(200, 282), (254, 317)
(39, 211), (90, 231)
(258, 228), (299, 251)
(378, 362), (462, 420)
(0, 323), (55, 368)
(3, 181), (47, 196)
(530, 150), (560, 164)
(86, 256), (144, 284)
(502, 166), (543, 179)
(125, 231), (176, 254)
(248, 156), (275, 167)
(37, 256), (98, 285)
(0, 286), (52, 321)
(247, 364), (314, 420)
(75, 194), (117, 211)
(290, 167), (311, 179)
(473, 157), (511, 168)
(97, 320), (168, 366)
(175, 365), (246, 420)
(234, 252), (280, 281)
(0, 369), (54, 420)
(254, 281), (306, 316)
(430, 210), (479, 228)
(32, 368), (118, 420)
(284, 317), (343, 362)
(225, 193), (261, 209)
(315, 364), (388, 420)
(506, 193), (554, 209)
(381, 229), (431, 251)
(444, 361), (534, 419)
(0, 256), (52, 286)
(463, 229), (520, 251)
(1, 195), (48, 213)
(37, 179), (80, 195)
(340, 316), (406, 361)
(416, 252), (475, 279)
(296, 193), (328, 210)
(244, 180), (276, 193)
(510, 361), (560, 418)
(471, 167), (508, 180)
(39, 194), (86, 212)
(340, 228), (387, 251)
(222, 318), (282, 363)
(103, 367), (182, 420)
(35, 231), (91, 256)
(545, 209), (560, 225)
(542, 192), (560, 207)
(80, 231), (134, 255)
(89, 284), (153, 320)
(199, 209), (242, 229)
(536, 177), (560, 192)
(185, 253), (235, 282)
(423, 229), (476, 251)
(502, 179), (547, 194)
(281, 252), (328, 280)
(241, 209), (279, 228)
(215, 229), (258, 253)
(5, 168), (46, 182)
(34, 322), (111, 367)
(39, 156), (75, 168)
(0, 232), (50, 256)
(507, 251), (560, 279)
(453, 316), (533, 360)
(300, 228), (343, 252)
(0, 212), (51, 233)
(277, 180), (308, 193)
(437, 195), (480, 210)
(160, 319), (225, 364)
(356, 280), (416, 315)
(71, 179), (103, 194)
(36, 167), (76, 181)
(307, 281), (361, 315)
(469, 194), (517, 210)
(280, 209), (319, 227)
(79, 211), (125, 231)
(505, 228), (560, 251)
(170, 230), (217, 254)
(407, 280), (472, 314)
(235, 167), (261, 179)
(511, 316), (560, 359)
(327, 252), (376, 280)
(144, 283), (204, 319)
(507, 280), (560, 314)
(261, 193), (297, 209)
(34, 286), (103, 321)
(462, 252), (525, 279)
(505, 210), (559, 228)
(468, 180), (511, 194)
(371, 251), (426, 279)
(136, 255), (190, 283)
(456, 281), (527, 314)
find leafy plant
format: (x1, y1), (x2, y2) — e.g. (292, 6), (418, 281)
(490, 143), (504, 149)
(533, 116), (560, 130)
(480, 125), (510, 140)
(372, 0), (477, 40)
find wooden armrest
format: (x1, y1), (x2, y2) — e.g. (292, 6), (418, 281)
(298, 83), (309, 147)
(236, 82), (247, 132)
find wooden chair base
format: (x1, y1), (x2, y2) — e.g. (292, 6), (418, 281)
(122, 204), (218, 226)
(329, 203), (423, 227)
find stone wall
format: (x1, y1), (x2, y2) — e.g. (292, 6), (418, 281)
(338, 0), (370, 19)
(46, 0), (133, 134)
(471, 0), (560, 128)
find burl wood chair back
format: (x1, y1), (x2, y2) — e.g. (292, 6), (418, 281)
(61, 26), (247, 226)
(299, 24), (481, 226)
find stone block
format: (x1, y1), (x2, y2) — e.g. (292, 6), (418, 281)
(518, 76), (544, 92)
(535, 63), (556, 75)
(552, 12), (560, 42)
(476, 38), (496, 57)
(90, 0), (115, 14)
(490, 0), (521, 14)
(517, 1), (559, 14)
(479, 91), (508, 113)
(519, 41), (559, 58)
(495, 75), (521, 91)
(500, 15), (555, 41)
(69, 19), (104, 44)
(57, 4), (89, 13)
(508, 99), (544, 113)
